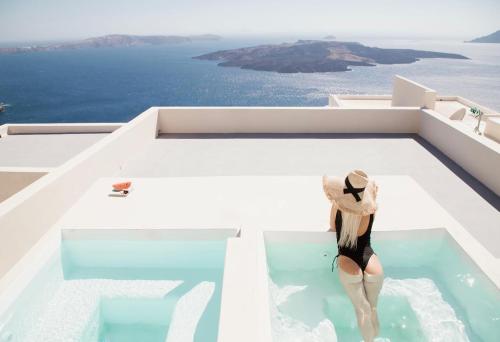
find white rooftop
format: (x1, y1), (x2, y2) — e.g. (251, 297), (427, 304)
(0, 133), (107, 167)
(116, 133), (499, 257)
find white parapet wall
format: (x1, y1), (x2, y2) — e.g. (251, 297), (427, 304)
(392, 75), (437, 109)
(158, 107), (421, 134)
(0, 108), (159, 279)
(328, 95), (394, 109)
(328, 94), (342, 107)
(0, 125), (7, 138)
(447, 96), (500, 118)
(4, 123), (123, 135)
(419, 109), (500, 195)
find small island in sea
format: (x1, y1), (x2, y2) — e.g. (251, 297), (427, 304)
(0, 34), (222, 54)
(467, 30), (500, 43)
(194, 40), (469, 73)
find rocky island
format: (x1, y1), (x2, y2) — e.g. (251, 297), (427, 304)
(194, 40), (468, 73)
(0, 34), (222, 54)
(467, 30), (500, 43)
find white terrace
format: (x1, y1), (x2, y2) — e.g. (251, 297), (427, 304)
(0, 76), (499, 341)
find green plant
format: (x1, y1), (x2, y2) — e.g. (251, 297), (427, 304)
(470, 107), (483, 118)
(470, 107), (484, 135)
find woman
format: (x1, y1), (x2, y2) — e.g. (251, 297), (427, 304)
(323, 170), (384, 342)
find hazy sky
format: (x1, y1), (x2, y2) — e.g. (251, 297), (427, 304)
(0, 0), (498, 42)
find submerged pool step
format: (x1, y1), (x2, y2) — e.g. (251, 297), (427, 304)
(98, 298), (175, 342)
(165, 282), (215, 342)
(19, 280), (180, 342)
(324, 294), (424, 340)
(101, 297), (177, 326)
(99, 323), (169, 342)
(1, 230), (232, 342)
(96, 281), (216, 342)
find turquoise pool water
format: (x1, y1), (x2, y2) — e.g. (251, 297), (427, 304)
(265, 230), (500, 342)
(0, 238), (227, 342)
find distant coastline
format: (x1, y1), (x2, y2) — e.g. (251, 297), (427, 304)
(194, 40), (469, 73)
(0, 34), (222, 54)
(467, 30), (500, 43)
(1, 37), (499, 126)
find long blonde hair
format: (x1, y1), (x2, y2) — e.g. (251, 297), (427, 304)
(338, 210), (362, 249)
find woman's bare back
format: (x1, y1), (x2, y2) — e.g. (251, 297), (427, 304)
(330, 207), (383, 276)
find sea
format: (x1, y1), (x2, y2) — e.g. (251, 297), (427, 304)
(1, 36), (499, 125)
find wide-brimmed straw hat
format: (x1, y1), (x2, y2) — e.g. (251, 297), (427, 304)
(322, 170), (378, 216)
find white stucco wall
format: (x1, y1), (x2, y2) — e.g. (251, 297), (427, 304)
(5, 123), (123, 135)
(392, 75), (437, 109)
(158, 107), (421, 134)
(419, 109), (500, 195)
(0, 125), (7, 138)
(328, 94), (342, 107)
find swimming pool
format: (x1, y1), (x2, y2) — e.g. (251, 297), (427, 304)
(264, 229), (500, 342)
(0, 229), (234, 342)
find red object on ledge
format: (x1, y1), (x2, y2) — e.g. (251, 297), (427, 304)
(112, 181), (132, 191)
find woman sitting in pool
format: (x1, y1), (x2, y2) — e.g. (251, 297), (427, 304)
(323, 170), (384, 342)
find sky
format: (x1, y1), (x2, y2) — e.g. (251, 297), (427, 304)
(0, 0), (499, 42)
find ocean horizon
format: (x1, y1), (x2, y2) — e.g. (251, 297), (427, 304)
(1, 36), (499, 125)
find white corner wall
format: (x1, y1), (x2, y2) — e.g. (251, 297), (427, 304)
(0, 108), (159, 279)
(328, 95), (342, 107)
(158, 107), (421, 134)
(392, 75), (437, 109)
(0, 125), (7, 138)
(5, 123), (123, 135)
(419, 109), (500, 195)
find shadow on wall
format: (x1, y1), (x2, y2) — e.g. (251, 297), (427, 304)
(414, 136), (500, 211)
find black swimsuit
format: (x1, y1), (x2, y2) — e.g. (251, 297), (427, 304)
(333, 210), (375, 272)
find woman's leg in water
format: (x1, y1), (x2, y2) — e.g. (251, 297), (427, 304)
(338, 266), (376, 342)
(363, 255), (384, 337)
